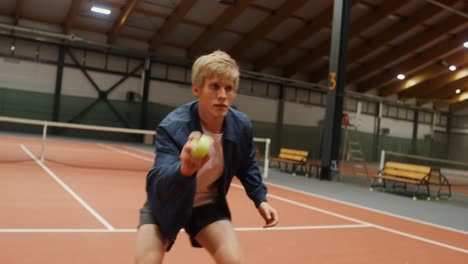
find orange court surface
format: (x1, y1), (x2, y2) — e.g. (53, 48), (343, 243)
(0, 134), (467, 263)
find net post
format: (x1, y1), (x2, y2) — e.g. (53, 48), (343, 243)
(263, 138), (271, 179)
(41, 122), (48, 162)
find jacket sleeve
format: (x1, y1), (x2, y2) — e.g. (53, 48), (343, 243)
(146, 126), (195, 203)
(236, 122), (268, 208)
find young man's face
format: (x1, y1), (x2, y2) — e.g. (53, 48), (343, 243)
(193, 74), (236, 121)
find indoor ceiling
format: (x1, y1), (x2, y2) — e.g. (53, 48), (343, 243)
(0, 0), (467, 112)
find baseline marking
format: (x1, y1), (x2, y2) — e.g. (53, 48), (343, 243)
(21, 144), (115, 231)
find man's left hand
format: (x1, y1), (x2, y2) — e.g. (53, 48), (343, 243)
(257, 202), (279, 228)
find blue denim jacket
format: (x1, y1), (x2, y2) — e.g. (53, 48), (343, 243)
(146, 100), (268, 242)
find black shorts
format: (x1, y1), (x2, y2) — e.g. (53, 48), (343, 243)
(138, 201), (231, 249)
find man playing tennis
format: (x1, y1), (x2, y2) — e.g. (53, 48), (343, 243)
(135, 50), (279, 264)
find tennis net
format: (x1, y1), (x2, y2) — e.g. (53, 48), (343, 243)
(0, 116), (271, 177)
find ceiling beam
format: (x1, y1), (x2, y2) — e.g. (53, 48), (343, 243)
(150, 0), (196, 51)
(311, 0), (459, 84)
(64, 0), (82, 34)
(135, 6), (237, 35)
(74, 22), (183, 50)
(347, 7), (468, 85)
(228, 0), (307, 58)
(108, 0), (139, 44)
(379, 49), (468, 97)
(188, 0), (252, 58)
(359, 29), (468, 94)
(399, 64), (468, 98)
(136, 2), (292, 49)
(15, 0), (24, 25)
(449, 97), (468, 112)
(425, 0), (468, 19)
(424, 76), (468, 100)
(418, 82), (468, 108)
(134, 5), (285, 47)
(286, 0), (406, 78)
(253, 4), (333, 72)
(82, 0), (120, 9)
(250, 2), (308, 24)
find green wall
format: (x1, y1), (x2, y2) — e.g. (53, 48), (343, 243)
(0, 87), (466, 163)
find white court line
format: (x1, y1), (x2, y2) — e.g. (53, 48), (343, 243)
(0, 224), (370, 233)
(234, 224), (371, 231)
(98, 144), (154, 162)
(120, 145), (155, 155)
(20, 144), (115, 231)
(101, 146), (468, 254)
(264, 181), (468, 235)
(232, 184), (468, 254)
(0, 229), (131, 233)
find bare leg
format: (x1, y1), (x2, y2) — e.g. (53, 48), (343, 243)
(135, 224), (169, 264)
(195, 220), (245, 264)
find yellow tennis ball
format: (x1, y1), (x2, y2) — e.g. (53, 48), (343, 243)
(191, 135), (212, 158)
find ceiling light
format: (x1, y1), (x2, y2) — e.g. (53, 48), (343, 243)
(464, 42), (468, 48)
(397, 74), (405, 80)
(449, 65), (456, 71)
(91, 6), (111, 15)
(10, 45), (15, 51)
(456, 89), (461, 94)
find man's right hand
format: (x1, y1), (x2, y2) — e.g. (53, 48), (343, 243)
(179, 131), (211, 176)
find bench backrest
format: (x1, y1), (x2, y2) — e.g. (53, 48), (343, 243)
(384, 161), (431, 180)
(278, 148), (308, 162)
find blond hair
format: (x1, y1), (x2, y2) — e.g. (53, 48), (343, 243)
(191, 50), (240, 89)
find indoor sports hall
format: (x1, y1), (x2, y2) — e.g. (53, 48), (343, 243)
(0, 0), (467, 263)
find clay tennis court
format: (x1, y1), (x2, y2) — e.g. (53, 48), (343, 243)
(1, 134), (467, 263)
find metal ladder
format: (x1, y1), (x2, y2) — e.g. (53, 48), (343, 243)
(342, 124), (370, 181)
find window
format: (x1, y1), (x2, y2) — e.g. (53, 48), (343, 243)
(309, 91), (322, 105)
(267, 83), (280, 99)
(387, 106), (397, 118)
(418, 111), (433, 124)
(344, 98), (357, 112)
(407, 110), (415, 121)
(367, 102), (377, 115)
(297, 89), (309, 104)
(437, 114), (448, 126)
(397, 108), (406, 119)
(285, 86), (297, 102)
(252, 81), (268, 97)
(238, 78), (252, 95)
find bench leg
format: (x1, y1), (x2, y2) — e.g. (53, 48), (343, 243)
(424, 182), (431, 200)
(436, 179), (452, 200)
(414, 184), (420, 200)
(370, 177), (385, 191)
(413, 182), (430, 201)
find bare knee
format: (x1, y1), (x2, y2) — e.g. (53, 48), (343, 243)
(195, 220), (245, 264)
(135, 224), (167, 264)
